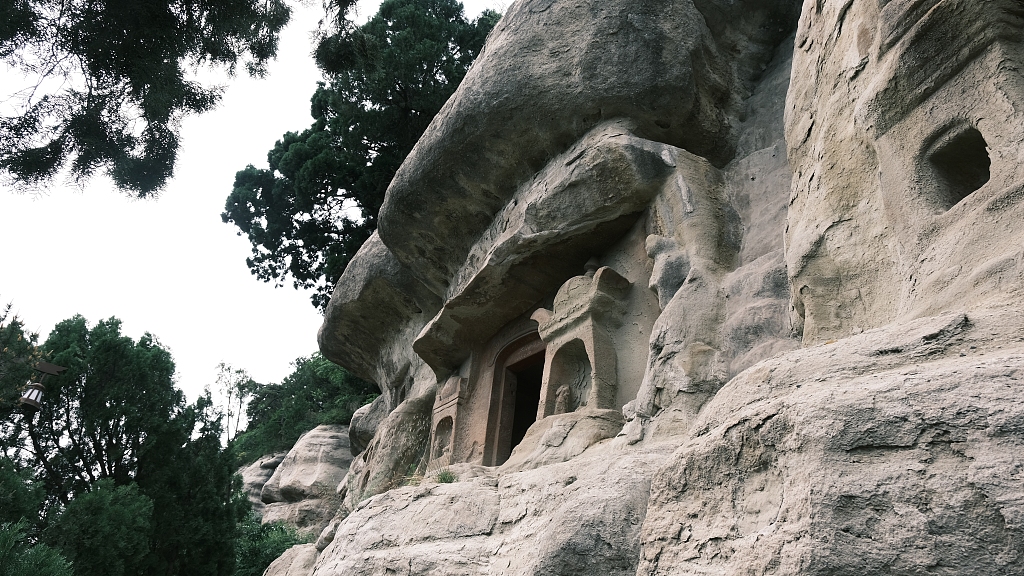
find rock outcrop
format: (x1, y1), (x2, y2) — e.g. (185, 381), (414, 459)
(264, 544), (320, 576)
(637, 310), (1024, 575)
(237, 452), (286, 517)
(347, 395), (388, 456)
(784, 0), (1024, 345)
(317, 446), (666, 576)
(292, 0), (1024, 574)
(260, 425), (353, 537)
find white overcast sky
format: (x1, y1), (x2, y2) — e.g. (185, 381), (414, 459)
(0, 0), (504, 400)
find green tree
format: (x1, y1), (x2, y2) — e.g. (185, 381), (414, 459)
(43, 480), (152, 576)
(211, 363), (255, 442)
(232, 353), (376, 463)
(27, 316), (180, 504)
(134, 394), (244, 576)
(0, 458), (44, 527)
(0, 521), (72, 576)
(223, 0), (500, 309)
(232, 511), (305, 576)
(0, 0), (291, 196)
(15, 315), (243, 576)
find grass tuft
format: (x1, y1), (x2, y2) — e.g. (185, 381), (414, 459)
(435, 468), (457, 483)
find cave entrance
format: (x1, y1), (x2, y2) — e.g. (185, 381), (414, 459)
(485, 332), (546, 466)
(928, 126), (990, 209)
(505, 354), (545, 457)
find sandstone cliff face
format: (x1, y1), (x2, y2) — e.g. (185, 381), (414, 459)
(785, 0), (1024, 346)
(293, 0), (1024, 574)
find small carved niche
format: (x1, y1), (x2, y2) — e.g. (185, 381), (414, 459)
(432, 416), (454, 464)
(429, 375), (467, 468)
(928, 126), (990, 209)
(547, 339), (592, 413)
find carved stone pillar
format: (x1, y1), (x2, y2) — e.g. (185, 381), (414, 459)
(531, 262), (631, 417)
(429, 375), (467, 466)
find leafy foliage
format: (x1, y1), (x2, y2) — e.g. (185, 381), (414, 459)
(210, 363), (255, 443)
(0, 0), (291, 196)
(223, 0), (500, 309)
(434, 468), (456, 483)
(232, 354), (376, 464)
(1, 312), (367, 576)
(26, 316), (181, 504)
(132, 395), (244, 576)
(42, 480), (152, 576)
(0, 521), (72, 576)
(232, 511), (306, 576)
(1, 315), (244, 576)
(0, 458), (44, 527)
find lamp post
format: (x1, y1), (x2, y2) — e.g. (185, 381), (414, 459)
(19, 361), (66, 418)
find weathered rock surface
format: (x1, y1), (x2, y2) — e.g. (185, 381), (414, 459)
(237, 452), (285, 517)
(499, 408), (623, 473)
(378, 0), (795, 298)
(318, 233), (440, 387)
(631, 41), (799, 443)
(785, 0), (1024, 345)
(296, 0), (1024, 574)
(315, 443), (667, 576)
(347, 394), (388, 456)
(341, 384), (434, 511)
(637, 309), (1024, 575)
(412, 120), (681, 373)
(261, 425), (352, 536)
(264, 544), (319, 576)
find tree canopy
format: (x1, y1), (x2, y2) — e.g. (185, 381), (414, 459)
(0, 0), (290, 196)
(231, 511), (306, 576)
(0, 315), (244, 576)
(42, 480), (152, 576)
(0, 521), (72, 576)
(232, 353), (376, 464)
(1, 307), (369, 576)
(26, 316), (182, 504)
(223, 0), (500, 310)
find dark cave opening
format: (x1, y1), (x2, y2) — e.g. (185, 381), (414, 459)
(929, 126), (990, 209)
(509, 358), (544, 452)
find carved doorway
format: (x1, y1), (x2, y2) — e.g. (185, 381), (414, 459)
(507, 354), (544, 455)
(485, 333), (545, 466)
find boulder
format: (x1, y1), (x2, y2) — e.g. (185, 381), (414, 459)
(263, 544), (318, 576)
(317, 233), (441, 387)
(376, 0), (798, 298)
(261, 425), (352, 536)
(237, 452), (285, 517)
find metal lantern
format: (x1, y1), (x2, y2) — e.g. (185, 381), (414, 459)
(18, 361), (66, 418)
(18, 382), (45, 415)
